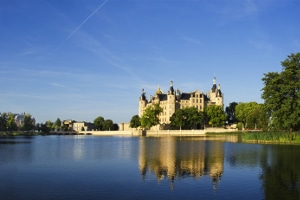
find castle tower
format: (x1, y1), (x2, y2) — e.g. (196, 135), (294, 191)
(139, 88), (147, 117)
(166, 81), (176, 124)
(209, 76), (223, 107)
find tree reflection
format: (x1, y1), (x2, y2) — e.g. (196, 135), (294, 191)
(260, 145), (300, 200)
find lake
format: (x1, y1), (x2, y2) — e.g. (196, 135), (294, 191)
(0, 135), (300, 200)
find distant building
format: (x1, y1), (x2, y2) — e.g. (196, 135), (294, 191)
(14, 113), (36, 127)
(139, 76), (223, 124)
(72, 121), (95, 131)
(62, 119), (74, 131)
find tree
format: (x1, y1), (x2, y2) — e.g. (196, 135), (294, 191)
(246, 103), (269, 130)
(7, 113), (17, 131)
(36, 123), (41, 132)
(235, 102), (253, 129)
(225, 102), (238, 125)
(21, 114), (34, 131)
(40, 122), (51, 133)
(170, 109), (187, 130)
(185, 107), (205, 129)
(45, 120), (53, 132)
(94, 116), (105, 131)
(262, 52), (300, 131)
(102, 119), (113, 131)
(54, 118), (61, 131)
(129, 115), (141, 129)
(235, 102), (269, 130)
(0, 112), (7, 131)
(206, 105), (226, 127)
(170, 107), (205, 130)
(111, 123), (119, 131)
(140, 104), (162, 129)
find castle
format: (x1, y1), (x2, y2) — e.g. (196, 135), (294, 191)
(139, 76), (223, 124)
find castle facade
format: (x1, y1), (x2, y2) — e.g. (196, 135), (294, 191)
(139, 76), (223, 124)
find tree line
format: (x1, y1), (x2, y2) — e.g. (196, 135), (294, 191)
(131, 52), (300, 132)
(0, 114), (119, 133)
(0, 113), (35, 132)
(130, 104), (227, 130)
(36, 116), (119, 133)
(129, 98), (268, 131)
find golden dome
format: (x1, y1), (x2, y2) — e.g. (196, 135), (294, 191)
(156, 85), (163, 95)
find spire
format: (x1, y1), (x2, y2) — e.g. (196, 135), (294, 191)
(169, 81), (174, 94)
(141, 88), (146, 100)
(211, 76), (217, 92)
(156, 85), (162, 95)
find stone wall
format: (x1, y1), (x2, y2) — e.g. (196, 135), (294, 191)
(80, 128), (237, 136)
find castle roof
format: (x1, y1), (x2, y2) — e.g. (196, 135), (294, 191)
(179, 93), (191, 100)
(157, 94), (167, 101)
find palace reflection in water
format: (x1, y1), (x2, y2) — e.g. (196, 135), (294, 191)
(2, 136), (300, 199)
(138, 137), (226, 189)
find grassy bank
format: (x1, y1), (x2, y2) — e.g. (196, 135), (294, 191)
(0, 131), (41, 136)
(206, 131), (241, 135)
(242, 131), (300, 144)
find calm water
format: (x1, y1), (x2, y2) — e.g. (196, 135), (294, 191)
(0, 135), (300, 200)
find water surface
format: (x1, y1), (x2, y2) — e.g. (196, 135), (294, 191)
(0, 135), (299, 200)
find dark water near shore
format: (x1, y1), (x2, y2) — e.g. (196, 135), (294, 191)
(0, 135), (300, 200)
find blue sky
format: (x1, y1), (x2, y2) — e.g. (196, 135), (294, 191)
(1, 0), (299, 124)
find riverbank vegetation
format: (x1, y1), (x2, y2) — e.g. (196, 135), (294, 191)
(0, 131), (40, 136)
(242, 131), (300, 144)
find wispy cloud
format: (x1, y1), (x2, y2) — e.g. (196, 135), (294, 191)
(73, 31), (143, 84)
(50, 82), (67, 88)
(56, 0), (109, 51)
(18, 49), (36, 56)
(209, 0), (267, 23)
(2, 92), (56, 100)
(181, 36), (202, 46)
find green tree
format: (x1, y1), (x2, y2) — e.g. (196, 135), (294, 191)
(140, 104), (162, 129)
(246, 103), (269, 130)
(102, 119), (113, 131)
(7, 113), (17, 131)
(54, 118), (61, 131)
(36, 123), (41, 132)
(40, 122), (51, 133)
(262, 52), (300, 131)
(111, 123), (119, 131)
(206, 105), (226, 127)
(235, 102), (268, 130)
(186, 107), (205, 129)
(0, 112), (7, 131)
(45, 120), (53, 132)
(129, 115), (141, 129)
(170, 107), (205, 129)
(235, 102), (256, 129)
(94, 116), (105, 131)
(225, 102), (238, 124)
(170, 109), (187, 130)
(21, 114), (34, 131)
